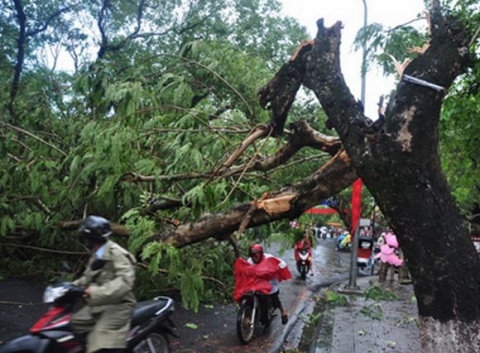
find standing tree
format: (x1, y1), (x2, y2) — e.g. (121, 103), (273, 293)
(300, 3), (480, 350)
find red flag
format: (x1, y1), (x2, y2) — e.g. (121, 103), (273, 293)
(351, 178), (363, 233)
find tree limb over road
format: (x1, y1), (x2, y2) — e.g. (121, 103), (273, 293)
(152, 150), (357, 247)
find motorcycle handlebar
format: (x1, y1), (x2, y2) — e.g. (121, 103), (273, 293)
(50, 283), (85, 304)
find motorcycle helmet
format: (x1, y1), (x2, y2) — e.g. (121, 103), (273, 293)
(249, 244), (264, 263)
(78, 215), (112, 245)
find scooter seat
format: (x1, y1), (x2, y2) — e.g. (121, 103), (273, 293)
(131, 298), (171, 327)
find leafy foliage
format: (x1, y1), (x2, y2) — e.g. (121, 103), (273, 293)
(1, 0), (479, 313)
(321, 289), (348, 307)
(0, 0), (315, 310)
(360, 303), (384, 320)
(364, 285), (398, 301)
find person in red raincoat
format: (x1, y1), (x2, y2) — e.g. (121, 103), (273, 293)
(233, 244), (292, 324)
(294, 233), (314, 276)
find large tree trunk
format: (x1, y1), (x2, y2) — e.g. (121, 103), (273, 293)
(300, 5), (480, 352)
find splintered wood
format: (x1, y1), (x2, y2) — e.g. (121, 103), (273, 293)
(258, 194), (295, 214)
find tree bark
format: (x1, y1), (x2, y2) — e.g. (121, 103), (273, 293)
(300, 8), (480, 352)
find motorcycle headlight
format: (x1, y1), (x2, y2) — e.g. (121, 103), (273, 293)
(43, 284), (69, 304)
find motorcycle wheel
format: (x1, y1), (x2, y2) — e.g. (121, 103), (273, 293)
(133, 332), (170, 353)
(300, 265), (307, 280)
(237, 303), (255, 344)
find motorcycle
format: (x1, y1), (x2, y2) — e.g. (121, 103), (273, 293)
(336, 233), (352, 252)
(357, 236), (377, 275)
(320, 227), (328, 239)
(233, 256), (291, 345)
(294, 240), (312, 279)
(294, 248), (311, 279)
(0, 282), (177, 353)
(236, 291), (276, 344)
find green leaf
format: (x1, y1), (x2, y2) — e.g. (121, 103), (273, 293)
(0, 216), (15, 237)
(360, 304), (383, 320)
(323, 290), (348, 306)
(364, 285), (398, 301)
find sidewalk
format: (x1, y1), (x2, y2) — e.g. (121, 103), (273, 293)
(311, 275), (421, 353)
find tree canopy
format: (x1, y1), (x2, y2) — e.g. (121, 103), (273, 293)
(0, 0), (323, 308)
(2, 3), (480, 342)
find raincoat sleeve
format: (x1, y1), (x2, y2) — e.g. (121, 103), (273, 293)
(274, 257), (292, 281)
(72, 277), (87, 288)
(233, 257), (272, 303)
(232, 256), (292, 303)
(72, 256), (95, 288)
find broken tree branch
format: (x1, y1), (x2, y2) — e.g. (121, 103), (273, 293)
(222, 125), (272, 168)
(258, 42), (312, 136)
(150, 150), (357, 248)
(121, 120), (341, 184)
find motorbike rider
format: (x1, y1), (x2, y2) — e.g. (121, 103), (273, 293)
(247, 244), (290, 324)
(294, 231), (314, 276)
(337, 230), (352, 250)
(319, 226), (329, 239)
(71, 215), (137, 353)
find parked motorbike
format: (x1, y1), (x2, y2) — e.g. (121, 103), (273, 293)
(357, 236), (377, 275)
(0, 282), (177, 353)
(236, 291), (276, 344)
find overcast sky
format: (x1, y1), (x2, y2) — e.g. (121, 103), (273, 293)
(280, 0), (427, 118)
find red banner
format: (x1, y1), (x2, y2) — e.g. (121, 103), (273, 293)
(351, 178), (363, 233)
(304, 207), (338, 215)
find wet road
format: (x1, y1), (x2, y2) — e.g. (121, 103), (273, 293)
(0, 237), (353, 353)
(170, 237), (352, 353)
(265, 237), (351, 352)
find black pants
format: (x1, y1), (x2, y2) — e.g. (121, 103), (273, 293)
(257, 291), (283, 323)
(269, 290), (283, 311)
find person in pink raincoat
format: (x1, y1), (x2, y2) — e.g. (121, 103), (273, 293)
(374, 232), (403, 267)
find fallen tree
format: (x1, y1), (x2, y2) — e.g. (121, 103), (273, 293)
(145, 1), (480, 351)
(152, 149), (357, 247)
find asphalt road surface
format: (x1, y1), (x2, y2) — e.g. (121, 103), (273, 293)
(0, 238), (352, 352)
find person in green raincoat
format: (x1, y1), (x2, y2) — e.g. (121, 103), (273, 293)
(71, 215), (136, 353)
